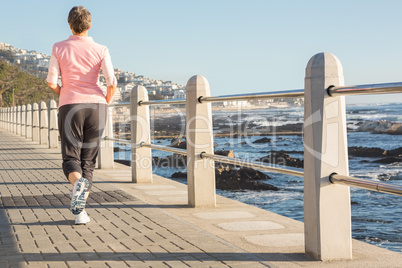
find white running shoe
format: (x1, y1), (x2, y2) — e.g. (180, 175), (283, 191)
(70, 177), (89, 215)
(75, 210), (90, 225)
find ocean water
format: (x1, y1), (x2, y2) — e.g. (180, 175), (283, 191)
(114, 102), (402, 253)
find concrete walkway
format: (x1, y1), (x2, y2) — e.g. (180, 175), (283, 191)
(0, 129), (401, 267)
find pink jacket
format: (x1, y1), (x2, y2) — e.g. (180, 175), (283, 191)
(47, 35), (117, 108)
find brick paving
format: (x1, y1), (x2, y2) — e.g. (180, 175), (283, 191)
(0, 130), (271, 268)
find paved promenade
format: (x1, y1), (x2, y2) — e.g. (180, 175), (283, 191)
(0, 129), (401, 267)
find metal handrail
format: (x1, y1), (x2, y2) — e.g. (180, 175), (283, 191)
(108, 81), (402, 107)
(104, 138), (188, 156)
(139, 99), (186, 106)
(104, 137), (131, 144)
(138, 142), (303, 177)
(328, 82), (402, 97)
(108, 102), (130, 107)
(329, 173), (402, 196)
(140, 142), (187, 155)
(200, 152), (304, 177)
(137, 89), (304, 106)
(199, 89), (305, 103)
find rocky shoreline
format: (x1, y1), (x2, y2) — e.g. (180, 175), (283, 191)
(114, 111), (402, 139)
(355, 121), (402, 135)
(114, 142), (402, 191)
(113, 113), (401, 191)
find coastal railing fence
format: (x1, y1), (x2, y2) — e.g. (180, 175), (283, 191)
(105, 52), (402, 261)
(1, 52), (402, 261)
(0, 100), (59, 149)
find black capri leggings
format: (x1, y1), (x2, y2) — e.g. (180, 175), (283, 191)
(58, 103), (107, 191)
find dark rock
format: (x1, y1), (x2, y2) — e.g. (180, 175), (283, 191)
(153, 150), (234, 169)
(239, 141), (247, 145)
(348, 146), (386, 157)
(154, 115), (185, 137)
(170, 138), (186, 149)
(169, 164), (279, 191)
(237, 167), (271, 181)
(253, 137), (272, 144)
(386, 147), (402, 157)
(114, 159), (131, 166)
(275, 123), (303, 133)
(259, 151), (303, 168)
(229, 114), (248, 120)
(153, 154), (187, 167)
(357, 121), (402, 135)
(171, 172), (187, 179)
(351, 201), (359, 205)
(377, 173), (391, 181)
(261, 150), (303, 155)
(215, 168), (278, 191)
(215, 150), (235, 157)
(372, 157), (402, 164)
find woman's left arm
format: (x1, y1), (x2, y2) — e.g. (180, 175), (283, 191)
(47, 52), (61, 95)
(47, 83), (61, 95)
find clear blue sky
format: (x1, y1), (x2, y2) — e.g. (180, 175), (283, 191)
(1, 0), (402, 104)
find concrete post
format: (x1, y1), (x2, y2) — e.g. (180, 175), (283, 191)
(5, 108), (8, 130)
(32, 103), (39, 142)
(130, 85), (152, 183)
(303, 52), (351, 260)
(16, 106), (21, 135)
(2, 108), (4, 129)
(7, 107), (10, 131)
(21, 105), (26, 137)
(48, 100), (58, 148)
(9, 107), (11, 131)
(186, 75), (216, 208)
(12, 107), (16, 133)
(9, 107), (12, 132)
(26, 104), (32, 139)
(98, 106), (114, 169)
(8, 107), (12, 132)
(0, 108), (3, 129)
(39, 101), (48, 145)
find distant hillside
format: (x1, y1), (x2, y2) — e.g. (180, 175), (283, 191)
(0, 59), (58, 107)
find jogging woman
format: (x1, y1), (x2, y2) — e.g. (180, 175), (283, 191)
(47, 6), (117, 224)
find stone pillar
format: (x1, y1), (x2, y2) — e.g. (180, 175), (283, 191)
(21, 105), (26, 137)
(8, 107), (12, 132)
(130, 85), (152, 183)
(186, 75), (216, 207)
(32, 103), (39, 142)
(98, 106), (114, 169)
(39, 101), (48, 145)
(12, 107), (16, 133)
(304, 52), (351, 260)
(26, 104), (32, 139)
(48, 100), (58, 148)
(16, 106), (21, 135)
(0, 108), (3, 129)
(6, 108), (9, 131)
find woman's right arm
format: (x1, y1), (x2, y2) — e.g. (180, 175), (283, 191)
(101, 48), (117, 104)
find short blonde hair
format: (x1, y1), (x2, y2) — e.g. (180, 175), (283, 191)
(68, 6), (91, 34)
